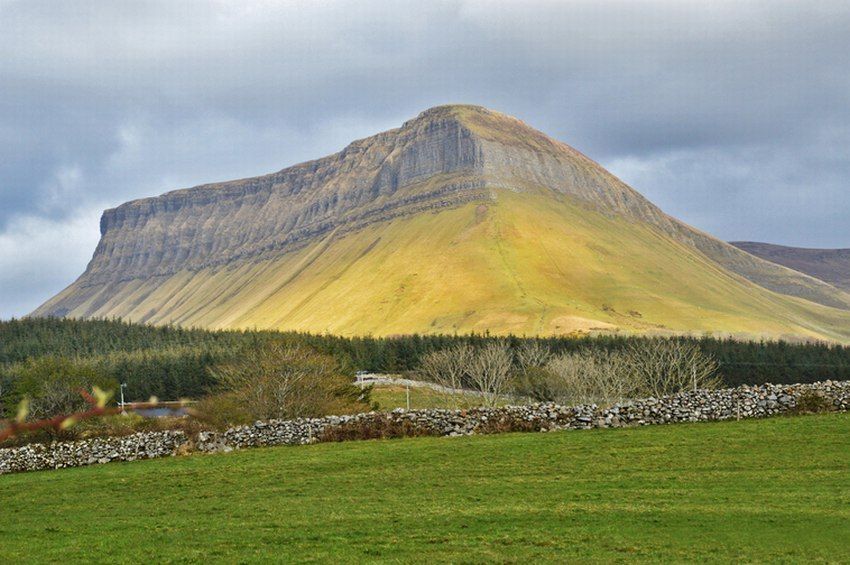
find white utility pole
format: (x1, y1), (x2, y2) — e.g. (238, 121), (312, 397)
(119, 383), (128, 414)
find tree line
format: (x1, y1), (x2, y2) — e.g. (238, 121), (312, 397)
(2, 318), (850, 414)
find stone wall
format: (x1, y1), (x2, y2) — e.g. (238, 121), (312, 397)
(0, 430), (188, 475)
(2, 381), (848, 475)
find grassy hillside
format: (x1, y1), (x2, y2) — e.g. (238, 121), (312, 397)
(1, 413), (848, 562)
(47, 188), (850, 341)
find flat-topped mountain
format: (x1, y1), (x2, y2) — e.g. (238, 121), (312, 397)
(731, 241), (850, 291)
(34, 105), (850, 340)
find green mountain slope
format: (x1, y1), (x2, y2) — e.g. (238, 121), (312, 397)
(40, 188), (850, 340)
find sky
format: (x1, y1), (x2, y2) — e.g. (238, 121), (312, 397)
(1, 0), (849, 319)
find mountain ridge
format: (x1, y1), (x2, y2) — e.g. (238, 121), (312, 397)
(731, 241), (850, 291)
(33, 105), (850, 340)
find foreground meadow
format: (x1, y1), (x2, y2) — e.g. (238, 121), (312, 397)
(1, 413), (848, 562)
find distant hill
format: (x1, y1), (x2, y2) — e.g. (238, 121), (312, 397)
(33, 105), (850, 341)
(731, 242), (850, 291)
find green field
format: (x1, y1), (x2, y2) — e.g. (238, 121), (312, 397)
(2, 413), (848, 562)
(370, 384), (507, 410)
(370, 384), (457, 410)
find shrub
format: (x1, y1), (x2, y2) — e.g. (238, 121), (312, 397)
(192, 392), (253, 429)
(474, 415), (546, 435)
(512, 365), (559, 402)
(318, 415), (438, 442)
(77, 413), (200, 439)
(792, 391), (835, 414)
(203, 342), (370, 423)
(5, 357), (118, 421)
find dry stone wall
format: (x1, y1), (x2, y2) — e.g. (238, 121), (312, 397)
(2, 381), (848, 475)
(0, 430), (188, 475)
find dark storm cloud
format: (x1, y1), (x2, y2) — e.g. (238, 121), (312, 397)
(1, 0), (850, 317)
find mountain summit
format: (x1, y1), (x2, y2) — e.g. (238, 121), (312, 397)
(34, 105), (850, 340)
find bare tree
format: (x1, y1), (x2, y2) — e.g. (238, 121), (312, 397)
(29, 381), (90, 421)
(515, 341), (552, 373)
(623, 339), (720, 397)
(418, 345), (473, 390)
(417, 345), (477, 408)
(540, 340), (719, 406)
(417, 343), (512, 408)
(544, 350), (632, 405)
(468, 342), (513, 407)
(542, 352), (588, 404)
(510, 342), (554, 403)
(590, 350), (635, 405)
(8, 357), (117, 421)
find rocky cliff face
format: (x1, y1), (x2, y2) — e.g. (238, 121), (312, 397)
(82, 105), (681, 284)
(89, 107), (488, 283)
(33, 105), (850, 334)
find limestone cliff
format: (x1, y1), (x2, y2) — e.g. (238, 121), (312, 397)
(32, 105), (850, 339)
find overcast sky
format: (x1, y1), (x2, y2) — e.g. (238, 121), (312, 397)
(1, 0), (849, 319)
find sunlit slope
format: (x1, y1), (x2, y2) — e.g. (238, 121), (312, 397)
(34, 104), (850, 333)
(51, 189), (850, 340)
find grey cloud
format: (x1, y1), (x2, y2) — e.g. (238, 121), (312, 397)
(0, 207), (102, 318)
(607, 128), (850, 247)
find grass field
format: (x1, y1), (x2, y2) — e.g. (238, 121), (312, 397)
(369, 384), (507, 410)
(370, 384), (458, 410)
(2, 413), (848, 562)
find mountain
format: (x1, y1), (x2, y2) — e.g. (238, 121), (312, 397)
(33, 105), (850, 341)
(731, 242), (850, 291)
